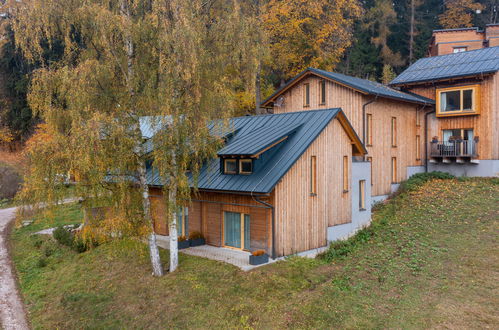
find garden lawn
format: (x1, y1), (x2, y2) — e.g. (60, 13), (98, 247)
(10, 178), (499, 329)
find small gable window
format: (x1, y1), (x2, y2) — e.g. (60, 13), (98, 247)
(239, 159), (253, 175)
(319, 80), (326, 105)
(224, 159), (237, 174)
(303, 83), (310, 107)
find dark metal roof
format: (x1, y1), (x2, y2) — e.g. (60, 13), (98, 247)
(261, 68), (434, 107)
(147, 108), (355, 194)
(390, 46), (499, 86)
(217, 122), (302, 156)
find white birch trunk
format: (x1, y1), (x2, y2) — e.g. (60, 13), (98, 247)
(138, 161), (164, 276)
(168, 181), (179, 272)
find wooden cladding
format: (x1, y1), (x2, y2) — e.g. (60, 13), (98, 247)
(391, 117), (397, 147)
(343, 155), (349, 192)
(366, 113), (373, 146)
(303, 83), (310, 107)
(391, 157), (397, 183)
(310, 156), (317, 195)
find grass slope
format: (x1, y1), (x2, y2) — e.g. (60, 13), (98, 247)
(10, 178), (499, 329)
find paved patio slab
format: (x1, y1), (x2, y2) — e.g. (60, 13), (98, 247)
(155, 235), (277, 271)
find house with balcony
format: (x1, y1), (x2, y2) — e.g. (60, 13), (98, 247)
(390, 46), (499, 177)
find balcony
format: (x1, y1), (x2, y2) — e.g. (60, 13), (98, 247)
(429, 140), (478, 163)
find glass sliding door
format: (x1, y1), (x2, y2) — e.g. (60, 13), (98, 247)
(223, 211), (251, 250)
(177, 207), (188, 237)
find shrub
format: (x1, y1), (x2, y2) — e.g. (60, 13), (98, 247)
(36, 257), (47, 268)
(53, 226), (74, 247)
(188, 231), (204, 240)
(178, 235), (187, 242)
(399, 171), (455, 195)
(0, 163), (22, 199)
(72, 237), (88, 253)
(43, 246), (54, 257)
(252, 250), (266, 256)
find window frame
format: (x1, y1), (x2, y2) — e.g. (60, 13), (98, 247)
(366, 113), (373, 146)
(391, 117), (397, 147)
(453, 46), (467, 53)
(359, 180), (366, 211)
(310, 156), (317, 196)
(303, 83), (310, 107)
(391, 157), (397, 184)
(416, 109), (421, 127)
(343, 156), (349, 193)
(319, 79), (326, 105)
(416, 135), (421, 161)
(367, 156), (373, 186)
(436, 84), (480, 117)
(239, 159), (253, 175)
(223, 158), (238, 174)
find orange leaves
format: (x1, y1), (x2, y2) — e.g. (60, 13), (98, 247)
(439, 0), (484, 29)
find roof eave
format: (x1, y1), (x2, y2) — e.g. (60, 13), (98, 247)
(390, 70), (498, 87)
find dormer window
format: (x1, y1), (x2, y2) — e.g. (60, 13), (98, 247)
(224, 159), (237, 174)
(239, 159), (253, 175)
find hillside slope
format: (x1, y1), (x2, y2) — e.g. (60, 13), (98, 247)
(9, 178), (499, 328)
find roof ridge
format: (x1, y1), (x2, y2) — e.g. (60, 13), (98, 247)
(231, 107), (341, 121)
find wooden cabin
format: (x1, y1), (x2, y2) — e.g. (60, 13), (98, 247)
(261, 68), (434, 199)
(391, 46), (499, 177)
(148, 109), (369, 257)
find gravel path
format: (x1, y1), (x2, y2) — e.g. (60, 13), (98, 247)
(0, 207), (29, 330)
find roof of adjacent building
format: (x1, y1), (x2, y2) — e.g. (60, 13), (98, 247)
(146, 108), (365, 194)
(390, 46), (499, 86)
(261, 67), (434, 107)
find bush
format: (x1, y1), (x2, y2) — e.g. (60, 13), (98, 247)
(178, 235), (187, 242)
(399, 171), (455, 194)
(53, 225), (90, 253)
(188, 231), (204, 240)
(36, 257), (47, 268)
(252, 250), (266, 256)
(0, 163), (22, 199)
(53, 226), (74, 247)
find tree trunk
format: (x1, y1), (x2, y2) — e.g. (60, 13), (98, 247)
(255, 62), (263, 115)
(409, 0), (415, 64)
(138, 161), (164, 277)
(168, 179), (179, 272)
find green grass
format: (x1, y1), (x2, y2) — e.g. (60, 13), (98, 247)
(10, 178), (499, 329)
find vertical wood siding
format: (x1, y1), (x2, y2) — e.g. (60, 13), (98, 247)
(273, 75), (422, 196)
(273, 119), (352, 256)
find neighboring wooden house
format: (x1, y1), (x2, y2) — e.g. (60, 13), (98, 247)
(148, 109), (369, 257)
(390, 46), (499, 177)
(428, 25), (499, 56)
(260, 68), (434, 200)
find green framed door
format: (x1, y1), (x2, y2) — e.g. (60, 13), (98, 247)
(224, 212), (250, 250)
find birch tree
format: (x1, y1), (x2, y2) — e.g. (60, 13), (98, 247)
(14, 0), (256, 275)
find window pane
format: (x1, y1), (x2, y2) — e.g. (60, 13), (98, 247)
(244, 214), (250, 250)
(240, 159), (252, 173)
(441, 90), (461, 111)
(320, 80), (326, 104)
(463, 89), (473, 110)
(225, 159), (237, 174)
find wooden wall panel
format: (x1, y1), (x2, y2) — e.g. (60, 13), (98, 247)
(273, 119), (352, 256)
(273, 75), (423, 197)
(407, 74), (497, 160)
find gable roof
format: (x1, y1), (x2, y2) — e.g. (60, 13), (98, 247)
(390, 47), (499, 86)
(146, 108), (366, 194)
(261, 68), (434, 108)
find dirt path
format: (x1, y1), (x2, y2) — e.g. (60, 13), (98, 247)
(0, 207), (29, 330)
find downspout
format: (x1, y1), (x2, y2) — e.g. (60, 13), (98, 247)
(252, 194), (276, 260)
(362, 96), (378, 160)
(424, 108), (436, 173)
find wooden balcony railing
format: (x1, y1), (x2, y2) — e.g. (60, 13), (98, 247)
(429, 140), (478, 158)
